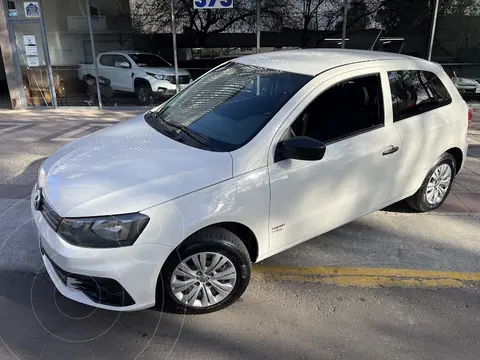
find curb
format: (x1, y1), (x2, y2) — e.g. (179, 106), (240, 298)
(253, 265), (480, 288)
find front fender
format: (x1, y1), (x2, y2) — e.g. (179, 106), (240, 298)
(139, 168), (271, 259)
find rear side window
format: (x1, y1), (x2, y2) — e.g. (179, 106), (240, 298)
(388, 70), (452, 122)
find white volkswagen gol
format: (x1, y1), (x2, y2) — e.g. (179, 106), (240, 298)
(32, 49), (470, 313)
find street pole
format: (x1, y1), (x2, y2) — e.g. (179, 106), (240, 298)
(341, 0), (348, 49)
(370, 28), (382, 51)
(427, 0), (440, 61)
(86, 0), (102, 109)
(256, 0), (261, 54)
(170, 0), (179, 93)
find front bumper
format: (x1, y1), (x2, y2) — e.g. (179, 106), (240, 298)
(31, 185), (174, 311)
(150, 79), (191, 97)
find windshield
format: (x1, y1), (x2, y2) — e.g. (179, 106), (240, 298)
(129, 54), (171, 68)
(145, 62), (312, 152)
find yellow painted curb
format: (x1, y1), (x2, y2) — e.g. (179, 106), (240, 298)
(252, 265), (480, 288)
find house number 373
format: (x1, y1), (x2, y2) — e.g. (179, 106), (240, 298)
(194, 0), (233, 9)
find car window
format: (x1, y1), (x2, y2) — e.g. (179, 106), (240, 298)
(145, 62), (312, 152)
(289, 74), (384, 144)
(129, 53), (171, 68)
(113, 55), (131, 68)
(388, 70), (452, 122)
(99, 55), (114, 66)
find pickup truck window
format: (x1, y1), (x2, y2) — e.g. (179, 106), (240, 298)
(145, 62), (312, 152)
(99, 55), (114, 66)
(99, 54), (131, 68)
(129, 54), (171, 68)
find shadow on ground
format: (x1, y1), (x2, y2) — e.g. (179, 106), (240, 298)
(0, 268), (478, 360)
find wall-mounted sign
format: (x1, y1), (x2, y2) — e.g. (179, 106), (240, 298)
(194, 0), (233, 9)
(26, 45), (38, 56)
(23, 35), (36, 46)
(8, 9), (18, 17)
(23, 2), (40, 17)
(27, 56), (40, 67)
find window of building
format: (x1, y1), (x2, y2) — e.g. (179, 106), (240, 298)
(388, 70), (452, 122)
(89, 6), (99, 15)
(289, 74), (384, 144)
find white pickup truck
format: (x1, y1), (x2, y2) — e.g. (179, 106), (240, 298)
(78, 51), (192, 104)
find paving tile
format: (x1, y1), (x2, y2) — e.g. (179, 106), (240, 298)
(454, 193), (480, 213)
(0, 184), (33, 199)
(454, 168), (480, 193)
(435, 193), (471, 213)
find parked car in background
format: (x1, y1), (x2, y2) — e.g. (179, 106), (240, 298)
(452, 76), (480, 96)
(78, 51), (192, 104)
(34, 49), (469, 314)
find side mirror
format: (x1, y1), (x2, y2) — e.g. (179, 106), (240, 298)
(275, 136), (326, 162)
(116, 62), (130, 69)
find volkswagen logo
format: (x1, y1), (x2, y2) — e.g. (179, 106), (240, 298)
(34, 188), (43, 211)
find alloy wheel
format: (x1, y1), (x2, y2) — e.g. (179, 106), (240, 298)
(170, 252), (237, 308)
(137, 88), (150, 104)
(426, 163), (452, 205)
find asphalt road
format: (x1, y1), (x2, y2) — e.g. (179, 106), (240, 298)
(0, 272), (478, 360)
(0, 109), (479, 360)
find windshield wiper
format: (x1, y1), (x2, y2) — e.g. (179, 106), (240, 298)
(145, 111), (211, 149)
(162, 119), (210, 147)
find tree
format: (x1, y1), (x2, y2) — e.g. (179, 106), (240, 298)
(335, 0), (369, 31)
(435, 0), (480, 61)
(131, 0), (291, 46)
(375, 0), (431, 34)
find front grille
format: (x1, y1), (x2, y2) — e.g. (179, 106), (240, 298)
(41, 200), (62, 231)
(44, 251), (135, 307)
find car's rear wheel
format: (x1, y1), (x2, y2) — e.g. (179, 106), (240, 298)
(406, 153), (456, 212)
(158, 227), (251, 314)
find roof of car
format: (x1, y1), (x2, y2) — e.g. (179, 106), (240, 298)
(102, 50), (153, 55)
(232, 49), (432, 76)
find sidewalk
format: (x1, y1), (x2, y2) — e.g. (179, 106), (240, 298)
(0, 108), (479, 213)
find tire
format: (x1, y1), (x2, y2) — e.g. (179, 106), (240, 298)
(406, 153), (456, 212)
(158, 227), (251, 314)
(135, 83), (152, 105)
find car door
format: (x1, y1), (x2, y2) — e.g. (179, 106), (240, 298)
(112, 54), (133, 92)
(97, 54), (116, 87)
(268, 68), (402, 253)
(385, 69), (456, 201)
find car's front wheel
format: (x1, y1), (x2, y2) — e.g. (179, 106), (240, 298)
(135, 84), (152, 105)
(158, 227), (251, 314)
(406, 153), (456, 212)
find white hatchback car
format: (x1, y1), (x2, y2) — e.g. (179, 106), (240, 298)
(32, 49), (470, 313)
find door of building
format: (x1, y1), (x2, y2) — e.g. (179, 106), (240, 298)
(10, 21), (55, 107)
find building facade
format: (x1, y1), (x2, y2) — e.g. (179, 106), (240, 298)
(0, 0), (479, 110)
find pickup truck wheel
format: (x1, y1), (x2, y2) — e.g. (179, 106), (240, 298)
(158, 227), (251, 314)
(135, 85), (152, 105)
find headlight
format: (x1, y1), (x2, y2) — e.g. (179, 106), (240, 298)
(38, 167), (46, 187)
(57, 213), (149, 248)
(146, 72), (166, 81)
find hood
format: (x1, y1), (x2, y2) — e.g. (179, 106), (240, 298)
(454, 77), (480, 86)
(145, 68), (190, 76)
(39, 116), (232, 217)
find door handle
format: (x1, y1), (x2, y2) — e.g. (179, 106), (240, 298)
(382, 146), (400, 156)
